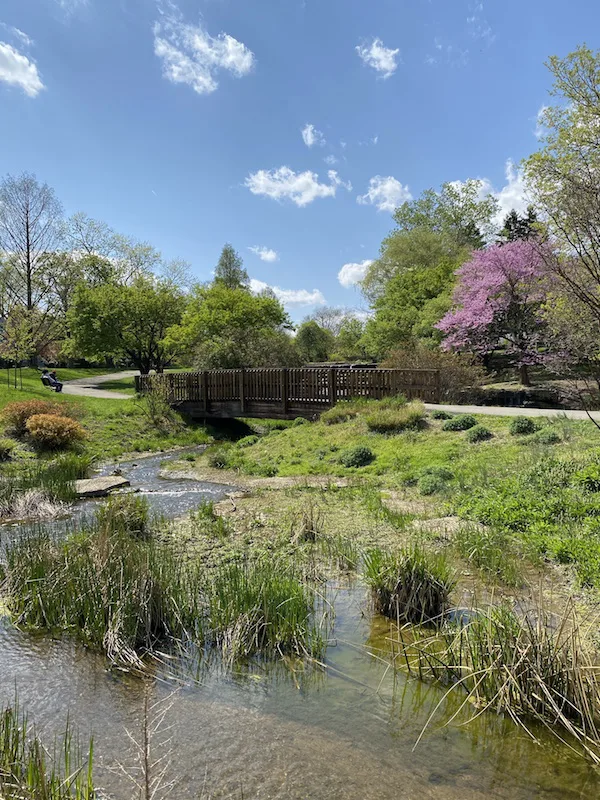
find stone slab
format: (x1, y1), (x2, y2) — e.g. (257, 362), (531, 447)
(74, 476), (131, 498)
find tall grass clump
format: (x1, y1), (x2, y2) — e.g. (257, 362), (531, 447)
(207, 558), (325, 661)
(363, 547), (455, 625)
(455, 525), (521, 586)
(365, 401), (426, 434)
(0, 701), (95, 799)
(396, 604), (600, 763)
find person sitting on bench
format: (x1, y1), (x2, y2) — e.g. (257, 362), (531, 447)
(41, 369), (63, 393)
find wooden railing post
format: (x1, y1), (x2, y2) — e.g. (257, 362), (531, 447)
(434, 369), (442, 404)
(239, 369), (246, 413)
(281, 368), (289, 415)
(202, 371), (209, 413)
(327, 367), (336, 407)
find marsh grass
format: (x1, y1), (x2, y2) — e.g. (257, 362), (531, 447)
(363, 546), (455, 624)
(364, 402), (426, 434)
(0, 700), (94, 799)
(455, 525), (522, 586)
(394, 603), (600, 763)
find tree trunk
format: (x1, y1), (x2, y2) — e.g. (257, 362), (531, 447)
(519, 363), (531, 386)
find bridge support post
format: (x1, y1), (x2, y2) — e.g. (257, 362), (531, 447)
(239, 369), (246, 413)
(281, 368), (288, 415)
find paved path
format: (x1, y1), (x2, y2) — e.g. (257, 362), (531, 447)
(424, 402), (600, 422)
(62, 370), (137, 400)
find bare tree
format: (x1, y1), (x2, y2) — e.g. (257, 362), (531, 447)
(61, 211), (117, 257)
(0, 172), (63, 312)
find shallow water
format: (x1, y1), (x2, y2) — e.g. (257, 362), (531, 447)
(1, 450), (599, 798)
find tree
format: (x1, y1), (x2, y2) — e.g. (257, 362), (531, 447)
(214, 244), (249, 290)
(334, 317), (368, 361)
(394, 179), (499, 249)
(0, 173), (63, 312)
(166, 282), (290, 369)
(307, 307), (348, 337)
(498, 208), (539, 243)
(67, 276), (186, 373)
(0, 305), (34, 388)
(436, 241), (549, 385)
(295, 321), (335, 363)
(525, 45), (600, 325)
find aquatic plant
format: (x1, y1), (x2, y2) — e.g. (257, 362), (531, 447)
(455, 525), (521, 586)
(363, 547), (455, 625)
(96, 494), (151, 540)
(396, 603), (600, 764)
(0, 700), (94, 799)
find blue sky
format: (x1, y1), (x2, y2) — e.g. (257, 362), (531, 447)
(0, 0), (594, 321)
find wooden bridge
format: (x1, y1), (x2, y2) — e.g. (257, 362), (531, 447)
(136, 367), (441, 420)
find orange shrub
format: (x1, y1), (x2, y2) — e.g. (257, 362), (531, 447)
(25, 414), (86, 450)
(3, 400), (71, 436)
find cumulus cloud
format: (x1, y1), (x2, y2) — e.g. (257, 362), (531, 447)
(491, 160), (529, 225)
(302, 123), (325, 148)
(249, 245), (278, 263)
(153, 6), (255, 96)
(245, 167), (351, 207)
(250, 278), (326, 307)
(338, 259), (374, 288)
(356, 38), (399, 79)
(357, 176), (412, 213)
(0, 42), (44, 97)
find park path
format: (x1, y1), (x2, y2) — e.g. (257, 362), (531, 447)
(62, 370), (137, 400)
(423, 402), (600, 422)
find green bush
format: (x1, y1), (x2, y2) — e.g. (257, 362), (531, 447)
(293, 417), (309, 426)
(417, 465), (454, 495)
(339, 446), (375, 468)
(365, 402), (426, 434)
(0, 438), (15, 461)
(443, 414), (477, 432)
(430, 409), (452, 420)
(465, 424), (493, 443)
(509, 416), (538, 436)
(533, 428), (561, 445)
(207, 447), (233, 469)
(574, 464), (600, 492)
(238, 435), (259, 447)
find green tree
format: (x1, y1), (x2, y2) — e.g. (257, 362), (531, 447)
(166, 282), (290, 369)
(393, 179), (499, 249)
(525, 45), (600, 323)
(498, 207), (539, 243)
(67, 276), (185, 373)
(214, 244), (249, 290)
(334, 317), (368, 361)
(295, 320), (335, 363)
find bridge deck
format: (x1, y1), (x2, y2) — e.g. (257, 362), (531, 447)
(136, 368), (441, 420)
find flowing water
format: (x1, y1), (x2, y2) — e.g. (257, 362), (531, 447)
(0, 450), (598, 799)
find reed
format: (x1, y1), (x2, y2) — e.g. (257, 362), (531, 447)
(0, 700), (94, 799)
(395, 603), (600, 763)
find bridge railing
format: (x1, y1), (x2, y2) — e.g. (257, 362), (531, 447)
(135, 367), (441, 416)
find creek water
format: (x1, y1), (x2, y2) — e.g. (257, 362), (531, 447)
(0, 450), (598, 799)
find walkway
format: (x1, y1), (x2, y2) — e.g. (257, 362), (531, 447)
(424, 402), (600, 422)
(62, 370), (136, 400)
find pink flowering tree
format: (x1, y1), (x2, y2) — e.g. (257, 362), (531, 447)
(436, 241), (549, 385)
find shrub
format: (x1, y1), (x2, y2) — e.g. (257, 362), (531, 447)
(363, 546), (455, 624)
(533, 428), (561, 445)
(430, 409), (452, 420)
(381, 344), (486, 402)
(465, 424), (493, 443)
(365, 402), (426, 434)
(339, 446), (375, 468)
(0, 438), (15, 461)
(442, 414), (477, 431)
(238, 435), (259, 447)
(574, 464), (600, 492)
(417, 465), (454, 495)
(321, 405), (358, 425)
(293, 417), (308, 426)
(96, 494), (150, 539)
(509, 416), (538, 436)
(25, 414), (85, 450)
(3, 400), (69, 436)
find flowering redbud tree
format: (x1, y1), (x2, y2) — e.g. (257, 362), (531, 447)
(436, 240), (549, 385)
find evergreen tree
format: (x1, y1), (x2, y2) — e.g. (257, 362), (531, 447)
(214, 244), (249, 289)
(498, 207), (539, 243)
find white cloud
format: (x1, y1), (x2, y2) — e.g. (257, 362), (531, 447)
(338, 259), (374, 288)
(249, 245), (278, 263)
(153, 6), (255, 96)
(357, 176), (412, 213)
(324, 154), (338, 165)
(302, 123), (325, 148)
(535, 105), (549, 139)
(245, 166), (351, 207)
(0, 42), (44, 97)
(0, 24), (33, 48)
(492, 160), (529, 225)
(250, 278), (326, 307)
(356, 38), (399, 79)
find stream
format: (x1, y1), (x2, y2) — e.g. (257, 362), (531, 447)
(1, 449), (599, 799)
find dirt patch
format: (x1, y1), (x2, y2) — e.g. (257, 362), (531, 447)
(163, 465), (350, 491)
